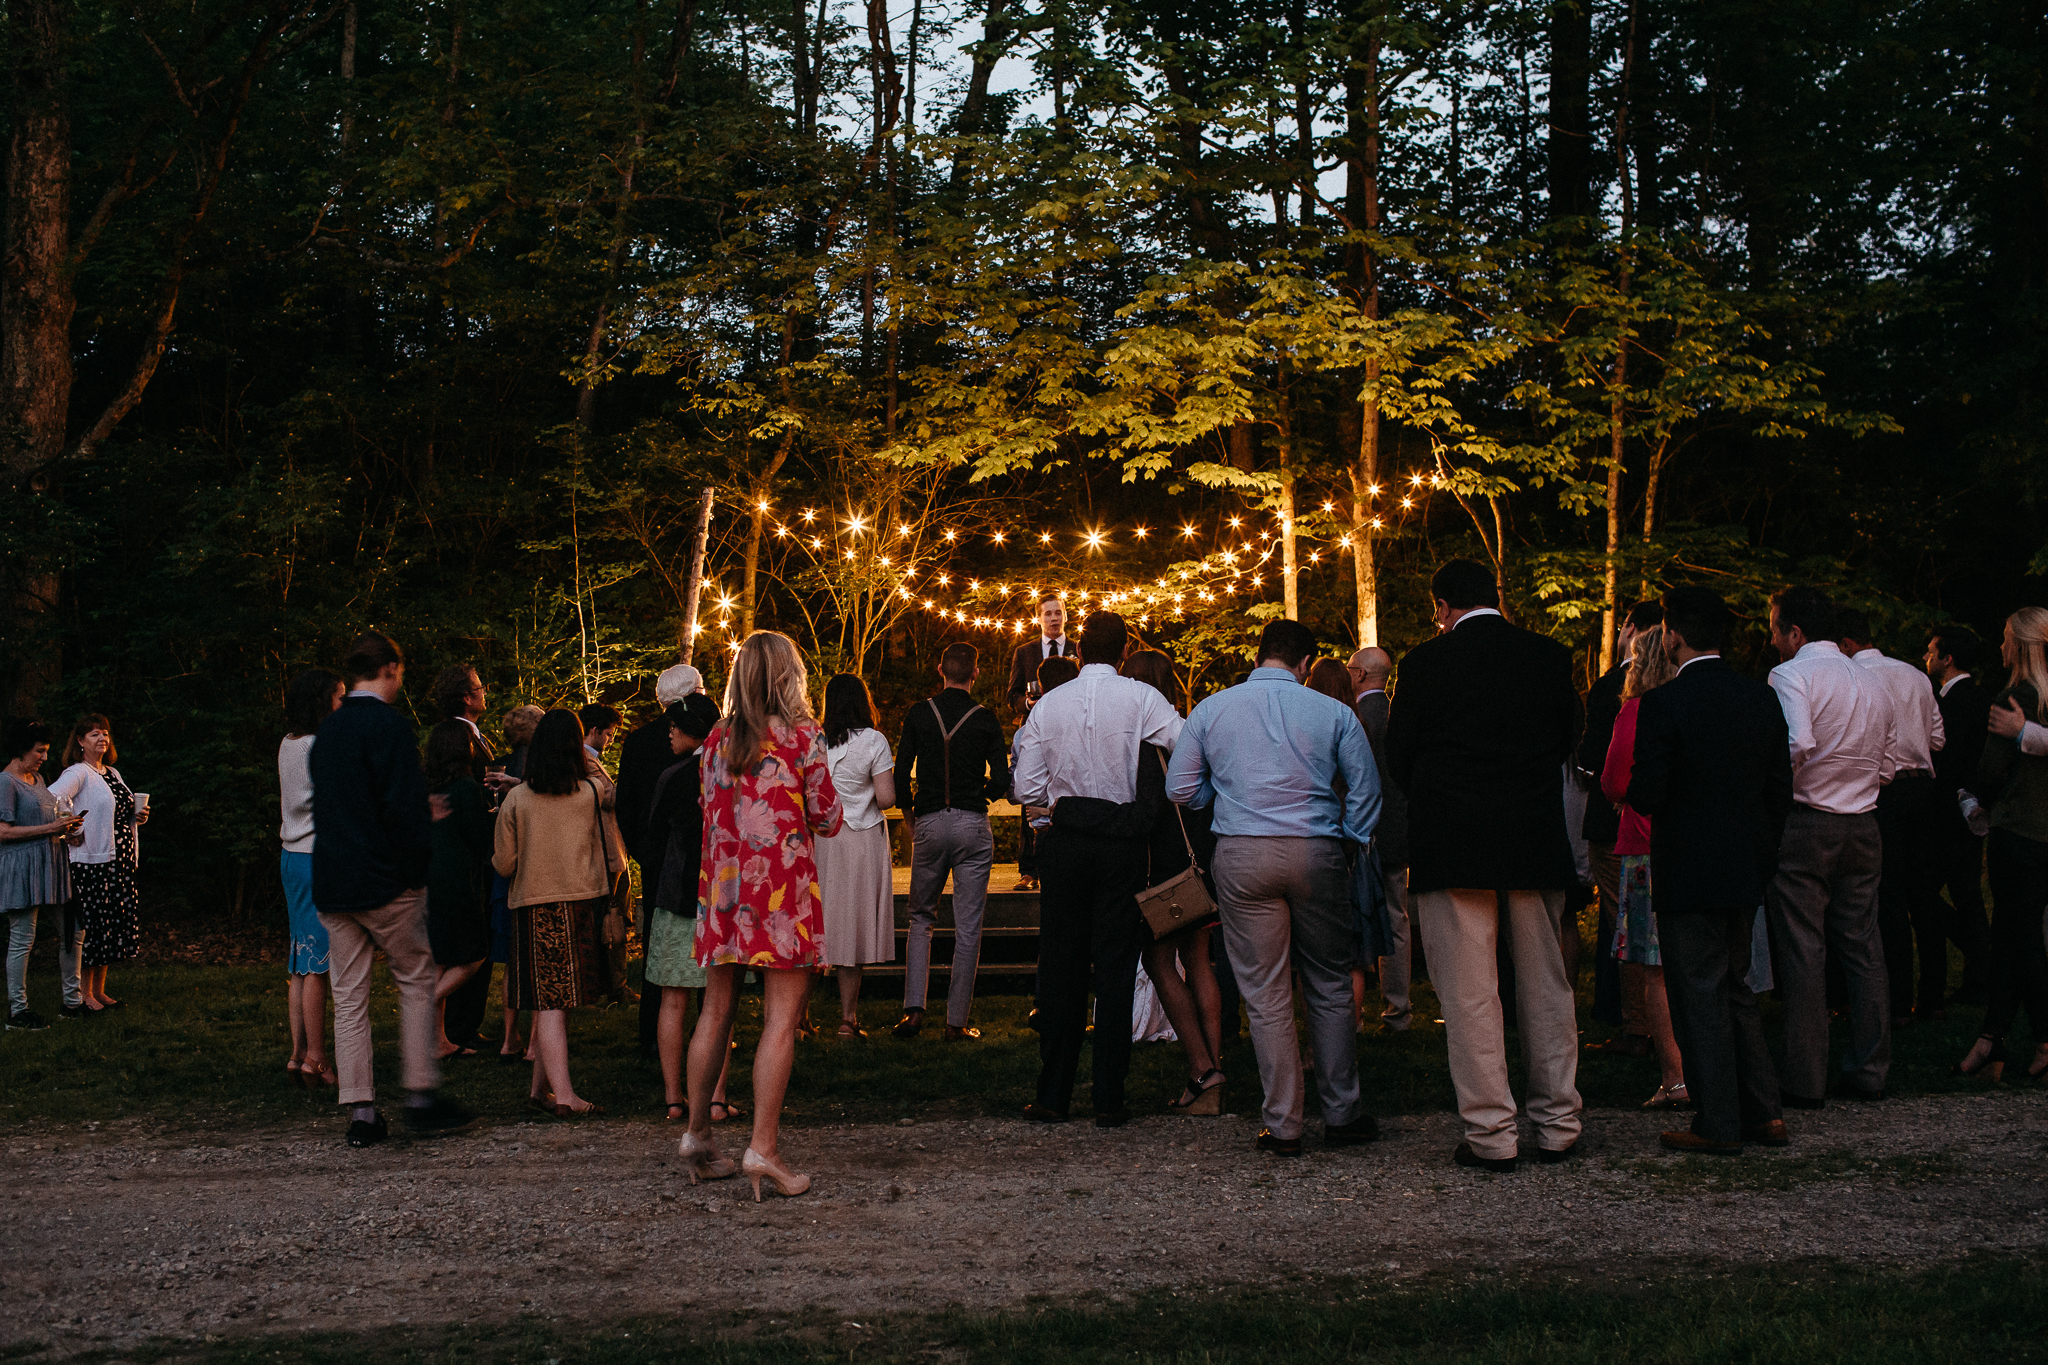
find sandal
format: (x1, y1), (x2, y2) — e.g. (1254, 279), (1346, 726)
(1642, 1083), (1691, 1110)
(837, 1022), (868, 1040)
(1169, 1069), (1226, 1116)
(552, 1100), (604, 1118)
(1956, 1033), (2006, 1081)
(305, 1061), (337, 1088)
(709, 1099), (746, 1123)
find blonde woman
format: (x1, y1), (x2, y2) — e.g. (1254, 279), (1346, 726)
(1600, 626), (1687, 1109)
(680, 632), (844, 1200)
(1957, 608), (2048, 1082)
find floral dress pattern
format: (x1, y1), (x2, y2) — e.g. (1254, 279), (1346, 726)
(695, 719), (843, 969)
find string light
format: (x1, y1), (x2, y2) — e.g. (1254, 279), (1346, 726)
(1133, 526), (1149, 539)
(801, 508), (817, 523)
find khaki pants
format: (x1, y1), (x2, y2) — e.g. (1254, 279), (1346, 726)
(1414, 887), (1583, 1160)
(320, 888), (440, 1106)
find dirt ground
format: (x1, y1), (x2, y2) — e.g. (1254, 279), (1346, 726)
(6, 1090), (2044, 1357)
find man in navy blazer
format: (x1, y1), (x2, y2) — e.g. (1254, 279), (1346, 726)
(1627, 587), (1795, 1154)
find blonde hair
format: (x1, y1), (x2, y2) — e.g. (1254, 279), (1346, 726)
(2007, 608), (2048, 722)
(1624, 625), (1679, 699)
(721, 631), (812, 772)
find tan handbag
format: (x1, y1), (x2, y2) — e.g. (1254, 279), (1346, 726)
(1136, 754), (1216, 938)
(589, 781), (629, 948)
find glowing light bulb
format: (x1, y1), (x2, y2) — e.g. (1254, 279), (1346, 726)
(944, 529), (958, 542)
(898, 523), (912, 537)
(1367, 484), (1381, 496)
(811, 537), (824, 550)
(1371, 518), (1384, 529)
(1228, 516), (1242, 529)
(756, 499), (770, 512)
(1321, 502), (1334, 513)
(992, 531), (1007, 545)
(847, 515), (868, 535)
(1133, 526), (1148, 539)
(801, 508), (817, 522)
(937, 573), (951, 586)
(1180, 524), (1197, 538)
(1039, 532), (1053, 544)
(1401, 497), (1414, 509)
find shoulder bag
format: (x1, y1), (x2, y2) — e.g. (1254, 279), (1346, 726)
(1136, 752), (1217, 938)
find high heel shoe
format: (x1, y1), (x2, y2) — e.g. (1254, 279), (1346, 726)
(679, 1132), (737, 1184)
(1956, 1033), (2006, 1082)
(1168, 1069), (1226, 1116)
(742, 1147), (811, 1202)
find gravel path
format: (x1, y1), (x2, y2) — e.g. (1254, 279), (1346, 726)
(7, 1091), (2044, 1355)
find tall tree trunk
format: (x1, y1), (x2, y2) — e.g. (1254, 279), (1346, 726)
(678, 487), (714, 664)
(739, 434), (794, 634)
(1599, 0), (1640, 673)
(1, 0), (72, 711)
(1547, 0), (1592, 218)
(948, 0), (1014, 188)
(339, 1), (358, 147)
(1279, 475), (1300, 621)
(1344, 23), (1383, 646)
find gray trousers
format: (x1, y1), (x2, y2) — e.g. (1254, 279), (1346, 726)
(1212, 835), (1362, 1140)
(903, 809), (994, 1026)
(5, 909), (34, 1017)
(1378, 866), (1412, 1029)
(1660, 907), (1782, 1143)
(1765, 805), (1890, 1098)
(57, 907), (82, 1008)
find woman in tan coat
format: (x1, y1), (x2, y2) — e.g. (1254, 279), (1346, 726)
(494, 709), (617, 1117)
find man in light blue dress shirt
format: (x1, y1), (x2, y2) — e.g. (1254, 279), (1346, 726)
(1166, 619), (1381, 1156)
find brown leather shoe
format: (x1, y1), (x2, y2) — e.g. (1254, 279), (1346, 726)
(1740, 1119), (1790, 1148)
(944, 1024), (982, 1041)
(891, 1010), (924, 1039)
(1660, 1130), (1742, 1155)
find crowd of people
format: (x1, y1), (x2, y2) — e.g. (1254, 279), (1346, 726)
(5, 557), (2044, 1195)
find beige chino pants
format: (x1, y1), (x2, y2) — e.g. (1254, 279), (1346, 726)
(319, 888), (440, 1106)
(1414, 887), (1583, 1160)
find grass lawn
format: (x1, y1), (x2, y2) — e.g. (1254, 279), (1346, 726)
(0, 927), (2015, 1132)
(11, 1258), (2043, 1364)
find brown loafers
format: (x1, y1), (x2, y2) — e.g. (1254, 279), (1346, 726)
(1660, 1130), (1742, 1155)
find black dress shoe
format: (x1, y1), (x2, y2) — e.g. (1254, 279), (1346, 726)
(1094, 1107), (1131, 1129)
(1255, 1129), (1303, 1157)
(1535, 1141), (1579, 1165)
(403, 1092), (478, 1137)
(59, 1004), (91, 1019)
(892, 1010), (925, 1040)
(1021, 1103), (1068, 1123)
(1829, 1081), (1886, 1102)
(1323, 1113), (1381, 1147)
(1781, 1092), (1826, 1110)
(345, 1114), (389, 1148)
(1453, 1141), (1516, 1172)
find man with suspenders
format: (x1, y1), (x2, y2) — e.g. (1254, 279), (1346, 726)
(894, 641), (1013, 1040)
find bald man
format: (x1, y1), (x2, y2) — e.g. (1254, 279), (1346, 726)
(1348, 647), (1413, 1030)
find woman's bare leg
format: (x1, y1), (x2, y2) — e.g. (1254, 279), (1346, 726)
(287, 974), (308, 1064)
(1180, 929), (1224, 1066)
(1143, 938), (1217, 1084)
(686, 966), (740, 1141)
(659, 984), (691, 1108)
(836, 967), (863, 1027)
(528, 1009), (585, 1108)
(301, 971), (330, 1071)
(746, 968), (811, 1162)
(1642, 966), (1686, 1092)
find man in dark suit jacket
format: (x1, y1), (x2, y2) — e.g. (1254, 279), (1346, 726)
(1925, 626), (1993, 1003)
(1006, 594), (1074, 891)
(1385, 559), (1582, 1170)
(1577, 601), (1664, 1048)
(1628, 587), (1795, 1153)
(1347, 645), (1412, 1029)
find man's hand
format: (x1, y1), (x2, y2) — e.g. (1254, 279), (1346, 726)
(483, 770), (520, 793)
(1991, 698), (2027, 740)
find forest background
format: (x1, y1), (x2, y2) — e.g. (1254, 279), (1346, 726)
(2, 0), (2042, 919)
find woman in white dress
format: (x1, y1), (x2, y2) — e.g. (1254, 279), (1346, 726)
(815, 675), (897, 1038)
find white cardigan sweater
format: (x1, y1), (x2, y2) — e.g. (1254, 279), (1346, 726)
(48, 764), (139, 867)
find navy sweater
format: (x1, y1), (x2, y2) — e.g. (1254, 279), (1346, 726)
(311, 694), (434, 914)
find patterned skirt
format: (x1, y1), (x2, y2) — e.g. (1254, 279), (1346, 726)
(75, 859), (141, 967)
(1611, 854), (1661, 966)
(509, 897), (609, 1011)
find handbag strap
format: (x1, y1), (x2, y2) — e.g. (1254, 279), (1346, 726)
(1156, 749), (1201, 872)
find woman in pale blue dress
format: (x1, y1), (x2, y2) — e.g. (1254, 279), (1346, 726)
(278, 669), (343, 1088)
(1, 719), (79, 1030)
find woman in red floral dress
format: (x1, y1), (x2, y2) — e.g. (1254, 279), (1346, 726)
(682, 630), (842, 1201)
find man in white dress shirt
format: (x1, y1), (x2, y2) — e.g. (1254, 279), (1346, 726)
(1012, 611), (1183, 1126)
(1837, 608), (1948, 1024)
(1764, 587), (1897, 1106)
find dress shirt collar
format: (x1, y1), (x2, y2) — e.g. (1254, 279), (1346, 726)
(1248, 666), (1302, 684)
(1677, 653), (1721, 673)
(1790, 640), (1846, 664)
(1078, 662), (1118, 678)
(345, 688), (383, 701)
(1356, 687), (1385, 701)
(1452, 607), (1503, 628)
(1040, 633), (1067, 657)
(1942, 672), (1970, 696)
(1852, 648), (1883, 663)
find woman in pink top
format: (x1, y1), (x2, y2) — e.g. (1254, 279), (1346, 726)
(1601, 625), (1688, 1110)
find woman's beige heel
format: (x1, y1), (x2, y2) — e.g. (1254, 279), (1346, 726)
(679, 1132), (736, 1185)
(742, 1147), (811, 1201)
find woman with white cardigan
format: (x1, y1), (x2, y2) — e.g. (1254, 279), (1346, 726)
(50, 714), (148, 1012)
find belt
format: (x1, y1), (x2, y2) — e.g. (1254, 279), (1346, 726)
(1893, 768), (1933, 781)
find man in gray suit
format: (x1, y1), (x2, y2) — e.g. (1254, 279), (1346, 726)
(1348, 646), (1411, 1030)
